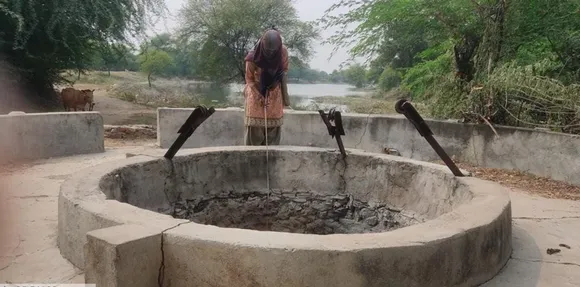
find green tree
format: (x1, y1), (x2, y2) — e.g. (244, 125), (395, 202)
(318, 71), (329, 82)
(286, 59), (329, 83)
(141, 34), (183, 77)
(100, 43), (134, 75)
(377, 67), (402, 92)
(171, 38), (202, 79)
(343, 64), (367, 88)
(178, 0), (319, 83)
(323, 0), (580, 132)
(140, 50), (174, 87)
(365, 64), (383, 86)
(149, 33), (174, 51)
(287, 56), (307, 81)
(0, 0), (164, 107)
(329, 70), (346, 83)
(91, 43), (139, 72)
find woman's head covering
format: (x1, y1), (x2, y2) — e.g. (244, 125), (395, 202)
(245, 29), (285, 97)
(245, 29), (283, 71)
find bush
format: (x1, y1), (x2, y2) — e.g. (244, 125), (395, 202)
(401, 52), (453, 100)
(378, 67), (402, 91)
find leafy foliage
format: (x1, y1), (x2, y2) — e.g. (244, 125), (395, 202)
(139, 49), (174, 87)
(343, 64), (367, 88)
(286, 60), (330, 83)
(378, 67), (402, 92)
(329, 70), (347, 83)
(323, 0), (580, 133)
(177, 0), (319, 82)
(92, 43), (139, 74)
(0, 0), (164, 106)
(137, 33), (202, 79)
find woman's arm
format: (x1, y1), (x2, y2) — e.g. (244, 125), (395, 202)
(281, 46), (291, 107)
(245, 61), (260, 98)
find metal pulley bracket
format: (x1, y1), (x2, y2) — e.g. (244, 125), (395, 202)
(318, 108), (347, 159)
(395, 99), (464, 176)
(164, 106), (215, 160)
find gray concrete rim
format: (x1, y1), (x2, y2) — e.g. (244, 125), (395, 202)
(57, 146), (512, 286)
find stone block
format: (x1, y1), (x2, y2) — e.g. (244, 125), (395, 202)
(0, 112), (104, 163)
(84, 224), (162, 287)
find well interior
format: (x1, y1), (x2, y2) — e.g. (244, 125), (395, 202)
(171, 191), (409, 234)
(99, 148), (473, 235)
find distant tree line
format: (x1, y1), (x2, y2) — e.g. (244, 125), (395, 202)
(86, 31), (350, 85)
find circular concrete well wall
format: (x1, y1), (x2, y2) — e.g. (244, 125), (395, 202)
(58, 146), (512, 287)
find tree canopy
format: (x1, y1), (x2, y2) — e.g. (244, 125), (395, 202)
(323, 0), (580, 133)
(177, 0), (319, 83)
(139, 49), (174, 87)
(343, 64), (367, 88)
(0, 0), (164, 106)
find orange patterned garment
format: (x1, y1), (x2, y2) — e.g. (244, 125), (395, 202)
(244, 46), (289, 127)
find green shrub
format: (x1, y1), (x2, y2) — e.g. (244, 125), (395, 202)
(378, 67), (402, 91)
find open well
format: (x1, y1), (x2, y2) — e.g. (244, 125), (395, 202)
(58, 146), (512, 287)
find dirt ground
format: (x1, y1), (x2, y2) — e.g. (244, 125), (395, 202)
(73, 83), (156, 126)
(433, 161), (580, 201)
(103, 124), (157, 147)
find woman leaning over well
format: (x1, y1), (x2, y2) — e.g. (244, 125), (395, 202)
(243, 28), (291, 146)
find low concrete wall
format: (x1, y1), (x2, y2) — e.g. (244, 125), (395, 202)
(158, 108), (580, 185)
(0, 112), (104, 162)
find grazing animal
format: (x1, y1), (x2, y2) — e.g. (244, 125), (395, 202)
(81, 89), (96, 111)
(61, 88), (95, 111)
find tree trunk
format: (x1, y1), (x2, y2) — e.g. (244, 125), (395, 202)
(474, 0), (507, 76)
(77, 69), (81, 80)
(148, 73), (152, 88)
(453, 33), (480, 82)
(108, 69), (111, 77)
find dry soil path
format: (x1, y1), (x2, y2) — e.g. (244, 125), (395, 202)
(73, 83), (156, 126)
(0, 147), (579, 286)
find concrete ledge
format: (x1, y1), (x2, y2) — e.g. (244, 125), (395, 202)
(0, 112), (104, 162)
(58, 146), (512, 286)
(85, 224), (163, 287)
(157, 107), (580, 185)
(163, 189), (511, 287)
(57, 155), (188, 268)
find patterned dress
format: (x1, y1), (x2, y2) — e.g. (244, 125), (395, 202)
(244, 45), (289, 129)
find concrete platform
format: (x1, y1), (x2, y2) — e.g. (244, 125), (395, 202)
(58, 146), (511, 287)
(1, 146), (579, 286)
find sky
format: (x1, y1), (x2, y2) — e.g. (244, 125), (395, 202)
(149, 0), (352, 73)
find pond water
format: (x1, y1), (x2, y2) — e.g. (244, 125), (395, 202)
(186, 82), (367, 113)
(228, 83), (369, 98)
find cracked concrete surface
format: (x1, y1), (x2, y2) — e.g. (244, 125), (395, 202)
(0, 146), (579, 286)
(157, 221), (191, 287)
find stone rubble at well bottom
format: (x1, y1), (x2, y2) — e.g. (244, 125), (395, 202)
(164, 190), (421, 235)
